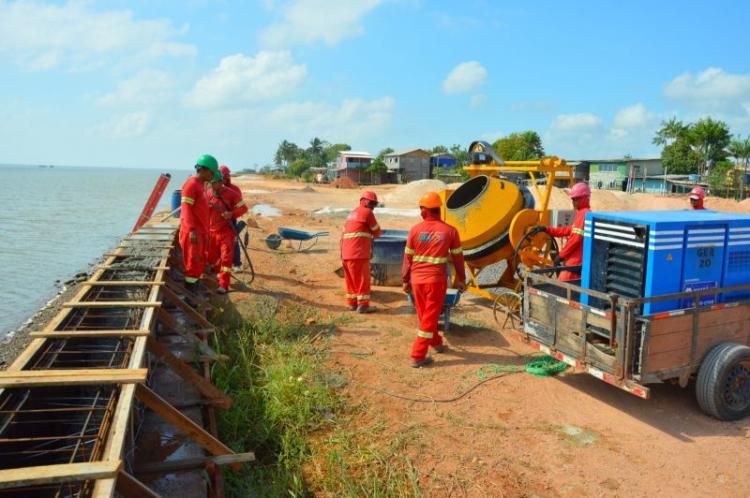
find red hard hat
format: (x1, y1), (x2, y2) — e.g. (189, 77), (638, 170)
(219, 165), (231, 177)
(361, 191), (378, 203)
(567, 182), (591, 199)
(689, 186), (705, 200)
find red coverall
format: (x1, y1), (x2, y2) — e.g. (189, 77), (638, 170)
(402, 211), (465, 362)
(546, 196), (591, 281)
(341, 201), (381, 308)
(207, 185), (248, 289)
(179, 176), (210, 284)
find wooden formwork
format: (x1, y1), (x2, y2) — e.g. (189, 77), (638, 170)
(0, 221), (251, 497)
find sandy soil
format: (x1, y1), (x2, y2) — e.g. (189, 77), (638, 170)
(229, 175), (750, 498)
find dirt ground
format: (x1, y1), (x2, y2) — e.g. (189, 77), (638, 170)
(230, 175), (750, 498)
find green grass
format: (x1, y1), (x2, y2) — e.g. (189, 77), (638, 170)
(211, 297), (421, 497)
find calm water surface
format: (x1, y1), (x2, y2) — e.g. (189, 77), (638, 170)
(0, 165), (190, 337)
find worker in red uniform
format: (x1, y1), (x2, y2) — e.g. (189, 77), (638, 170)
(207, 170), (249, 294)
(179, 154), (220, 292)
(689, 186), (706, 210)
(543, 182), (591, 282)
(341, 191), (381, 312)
(402, 192), (466, 368)
(218, 165), (249, 270)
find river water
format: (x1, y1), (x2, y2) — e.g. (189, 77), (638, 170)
(0, 165), (189, 337)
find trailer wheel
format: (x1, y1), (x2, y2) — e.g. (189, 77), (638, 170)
(696, 342), (750, 421)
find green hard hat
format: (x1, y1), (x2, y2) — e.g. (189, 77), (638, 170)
(211, 170), (223, 183)
(195, 154), (219, 172)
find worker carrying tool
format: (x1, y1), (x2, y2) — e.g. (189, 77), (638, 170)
(179, 154), (220, 292)
(218, 165), (249, 271)
(402, 192), (466, 368)
(534, 182), (591, 282)
(341, 191), (381, 313)
(689, 186), (706, 210)
(207, 170), (249, 294)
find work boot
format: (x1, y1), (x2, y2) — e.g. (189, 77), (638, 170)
(348, 305), (357, 311)
(433, 344), (447, 354)
(357, 305), (376, 314)
(233, 265), (242, 273)
(411, 357), (434, 368)
(216, 287), (228, 295)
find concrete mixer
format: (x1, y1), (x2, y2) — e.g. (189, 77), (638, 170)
(442, 141), (574, 325)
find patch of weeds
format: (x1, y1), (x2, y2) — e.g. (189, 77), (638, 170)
(547, 424), (599, 447)
(212, 297), (421, 497)
(450, 314), (489, 331)
(438, 411), (506, 432)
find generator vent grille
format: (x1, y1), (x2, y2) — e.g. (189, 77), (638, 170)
(728, 250), (750, 272)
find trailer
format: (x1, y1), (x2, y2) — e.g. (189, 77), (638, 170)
(522, 269), (750, 421)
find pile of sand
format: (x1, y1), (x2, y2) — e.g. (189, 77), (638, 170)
(383, 179), (447, 207)
(331, 177), (358, 189)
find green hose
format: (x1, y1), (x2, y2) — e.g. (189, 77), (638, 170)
(476, 355), (568, 379)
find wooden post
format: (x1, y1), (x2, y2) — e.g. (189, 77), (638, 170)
(116, 470), (162, 498)
(161, 286), (214, 330)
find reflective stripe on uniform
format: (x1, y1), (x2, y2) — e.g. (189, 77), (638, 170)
(220, 266), (233, 273)
(185, 276), (198, 283)
(357, 294), (370, 300)
(182, 196), (195, 205)
(413, 255), (448, 264)
(404, 247), (415, 255)
(450, 247), (463, 254)
(370, 223), (380, 231)
(572, 228), (585, 236)
(345, 293), (357, 299)
(343, 232), (373, 239)
(417, 330), (434, 339)
(235, 200), (245, 208)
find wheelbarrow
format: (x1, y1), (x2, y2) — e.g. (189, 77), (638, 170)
(408, 288), (462, 333)
(265, 227), (329, 252)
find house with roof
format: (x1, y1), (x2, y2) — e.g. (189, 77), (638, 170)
(334, 151), (373, 183)
(383, 148), (431, 183)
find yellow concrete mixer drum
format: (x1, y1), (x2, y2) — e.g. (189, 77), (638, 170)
(445, 175), (534, 269)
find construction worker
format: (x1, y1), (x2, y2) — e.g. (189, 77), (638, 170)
(341, 191), (381, 312)
(218, 165), (249, 270)
(207, 170), (248, 294)
(179, 154), (220, 292)
(402, 192), (466, 368)
(689, 186), (706, 210)
(541, 182), (591, 282)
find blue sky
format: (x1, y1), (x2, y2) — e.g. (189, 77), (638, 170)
(1, 0), (749, 169)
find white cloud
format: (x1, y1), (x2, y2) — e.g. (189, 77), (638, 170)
(0, 0), (194, 70)
(96, 111), (152, 139)
(269, 96), (395, 139)
(260, 0), (383, 47)
(442, 61), (487, 94)
(185, 51), (307, 109)
(470, 94), (487, 108)
(664, 67), (750, 113)
(613, 103), (653, 129)
(98, 70), (175, 107)
(550, 113), (602, 133)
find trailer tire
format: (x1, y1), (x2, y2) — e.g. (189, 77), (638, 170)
(695, 342), (750, 421)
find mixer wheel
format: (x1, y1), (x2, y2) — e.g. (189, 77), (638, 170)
(493, 289), (523, 330)
(512, 229), (560, 280)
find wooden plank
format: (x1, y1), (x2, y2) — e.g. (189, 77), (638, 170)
(165, 279), (216, 311)
(135, 452), (255, 475)
(0, 461), (122, 490)
(83, 281), (164, 286)
(96, 265), (170, 270)
(643, 347), (690, 373)
(648, 314), (694, 336)
(646, 329), (693, 353)
(0, 368), (148, 388)
(30, 330), (151, 338)
(698, 305), (750, 328)
(62, 301), (162, 308)
(146, 336), (233, 409)
(116, 470), (162, 498)
(161, 286), (213, 329)
(134, 384), (239, 468)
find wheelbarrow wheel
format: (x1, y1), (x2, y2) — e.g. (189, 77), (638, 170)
(493, 289), (522, 330)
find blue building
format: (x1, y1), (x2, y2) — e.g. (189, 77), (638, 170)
(429, 153), (457, 177)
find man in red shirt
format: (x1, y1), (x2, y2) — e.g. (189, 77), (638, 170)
(341, 191), (381, 313)
(689, 186), (706, 210)
(207, 171), (249, 294)
(179, 154), (220, 292)
(544, 182), (591, 282)
(218, 165), (249, 270)
(402, 192), (466, 368)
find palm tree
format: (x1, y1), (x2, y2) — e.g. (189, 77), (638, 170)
(729, 136), (750, 199)
(652, 117), (689, 146)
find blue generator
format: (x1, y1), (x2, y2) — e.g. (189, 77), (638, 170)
(580, 210), (750, 314)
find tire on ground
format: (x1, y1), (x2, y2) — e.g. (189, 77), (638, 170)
(695, 342), (750, 421)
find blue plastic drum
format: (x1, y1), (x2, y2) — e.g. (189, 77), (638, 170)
(171, 189), (182, 218)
